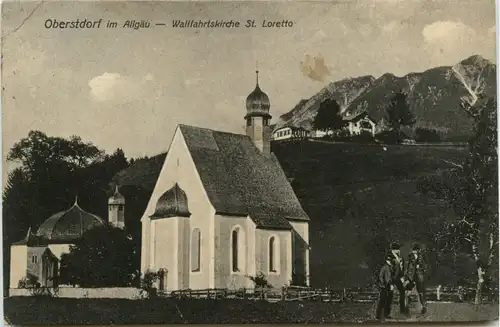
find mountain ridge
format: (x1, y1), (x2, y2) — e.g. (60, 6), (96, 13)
(276, 55), (496, 140)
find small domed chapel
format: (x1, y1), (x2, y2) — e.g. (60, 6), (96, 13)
(141, 70), (311, 291)
(9, 187), (126, 288)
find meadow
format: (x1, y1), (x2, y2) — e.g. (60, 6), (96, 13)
(271, 140), (472, 288)
(4, 296), (498, 324)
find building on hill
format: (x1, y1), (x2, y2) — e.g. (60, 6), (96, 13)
(9, 189), (126, 290)
(140, 69), (311, 292)
(343, 111), (377, 136)
(310, 129), (329, 138)
(272, 125), (310, 141)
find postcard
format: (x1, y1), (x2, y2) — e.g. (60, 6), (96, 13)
(1, 0), (498, 324)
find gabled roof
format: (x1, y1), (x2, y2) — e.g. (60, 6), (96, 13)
(343, 111), (376, 123)
(178, 124), (309, 230)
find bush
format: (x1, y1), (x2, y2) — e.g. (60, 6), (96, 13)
(349, 131), (376, 144)
(375, 129), (409, 144)
(139, 270), (159, 299)
(414, 127), (441, 143)
(17, 273), (39, 289)
(246, 272), (272, 288)
(59, 224), (139, 288)
(17, 273), (56, 297)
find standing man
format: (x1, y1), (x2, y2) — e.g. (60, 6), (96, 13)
(388, 242), (408, 315)
(406, 243), (428, 314)
(376, 254), (394, 322)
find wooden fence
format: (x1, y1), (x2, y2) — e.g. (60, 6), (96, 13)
(165, 285), (498, 304)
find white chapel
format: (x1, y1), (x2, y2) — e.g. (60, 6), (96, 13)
(140, 70), (311, 291)
(9, 187), (126, 289)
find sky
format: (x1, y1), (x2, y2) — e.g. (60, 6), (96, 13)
(1, 0), (497, 183)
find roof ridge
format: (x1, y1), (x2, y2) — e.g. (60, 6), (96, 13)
(178, 124), (249, 138)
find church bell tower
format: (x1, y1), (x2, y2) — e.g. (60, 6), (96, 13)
(108, 185), (125, 229)
(245, 65), (272, 154)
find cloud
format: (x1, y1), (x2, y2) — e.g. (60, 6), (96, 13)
(422, 21), (476, 44)
(88, 72), (153, 102)
(300, 54), (331, 83)
(420, 20), (496, 66)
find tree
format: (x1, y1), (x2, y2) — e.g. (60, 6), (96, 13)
(312, 98), (347, 134)
(7, 131), (105, 176)
(417, 95), (498, 304)
(386, 90), (416, 133)
(59, 224), (139, 287)
(3, 131), (129, 292)
(2, 168), (35, 295)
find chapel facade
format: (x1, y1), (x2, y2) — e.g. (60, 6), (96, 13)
(9, 187), (126, 289)
(140, 69), (311, 291)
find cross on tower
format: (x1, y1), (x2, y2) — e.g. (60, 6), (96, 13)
(256, 60), (259, 86)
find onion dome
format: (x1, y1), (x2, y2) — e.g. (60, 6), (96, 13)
(35, 198), (105, 243)
(108, 185), (125, 205)
(150, 183), (191, 218)
(245, 69), (271, 119)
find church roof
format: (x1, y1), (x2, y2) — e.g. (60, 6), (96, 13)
(343, 111), (376, 123)
(12, 227), (45, 246)
(178, 124), (309, 230)
(34, 199), (106, 243)
(151, 183), (191, 218)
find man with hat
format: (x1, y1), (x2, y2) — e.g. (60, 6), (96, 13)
(405, 243), (428, 314)
(376, 254), (395, 321)
(388, 242), (408, 315)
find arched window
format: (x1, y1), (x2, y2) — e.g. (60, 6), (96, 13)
(269, 236), (280, 273)
(191, 228), (201, 272)
(232, 229), (239, 272)
(231, 226), (246, 273)
(269, 237), (276, 272)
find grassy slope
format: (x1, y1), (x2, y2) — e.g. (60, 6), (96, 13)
(271, 140), (468, 288)
(4, 297), (498, 324)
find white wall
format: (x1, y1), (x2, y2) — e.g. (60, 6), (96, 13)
(348, 119), (376, 136)
(150, 218), (177, 290)
(311, 130), (328, 138)
(140, 126), (215, 290)
(214, 215), (255, 289)
(10, 245), (27, 288)
(272, 127), (292, 140)
(255, 229), (292, 288)
(9, 287), (142, 299)
(48, 244), (71, 260)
